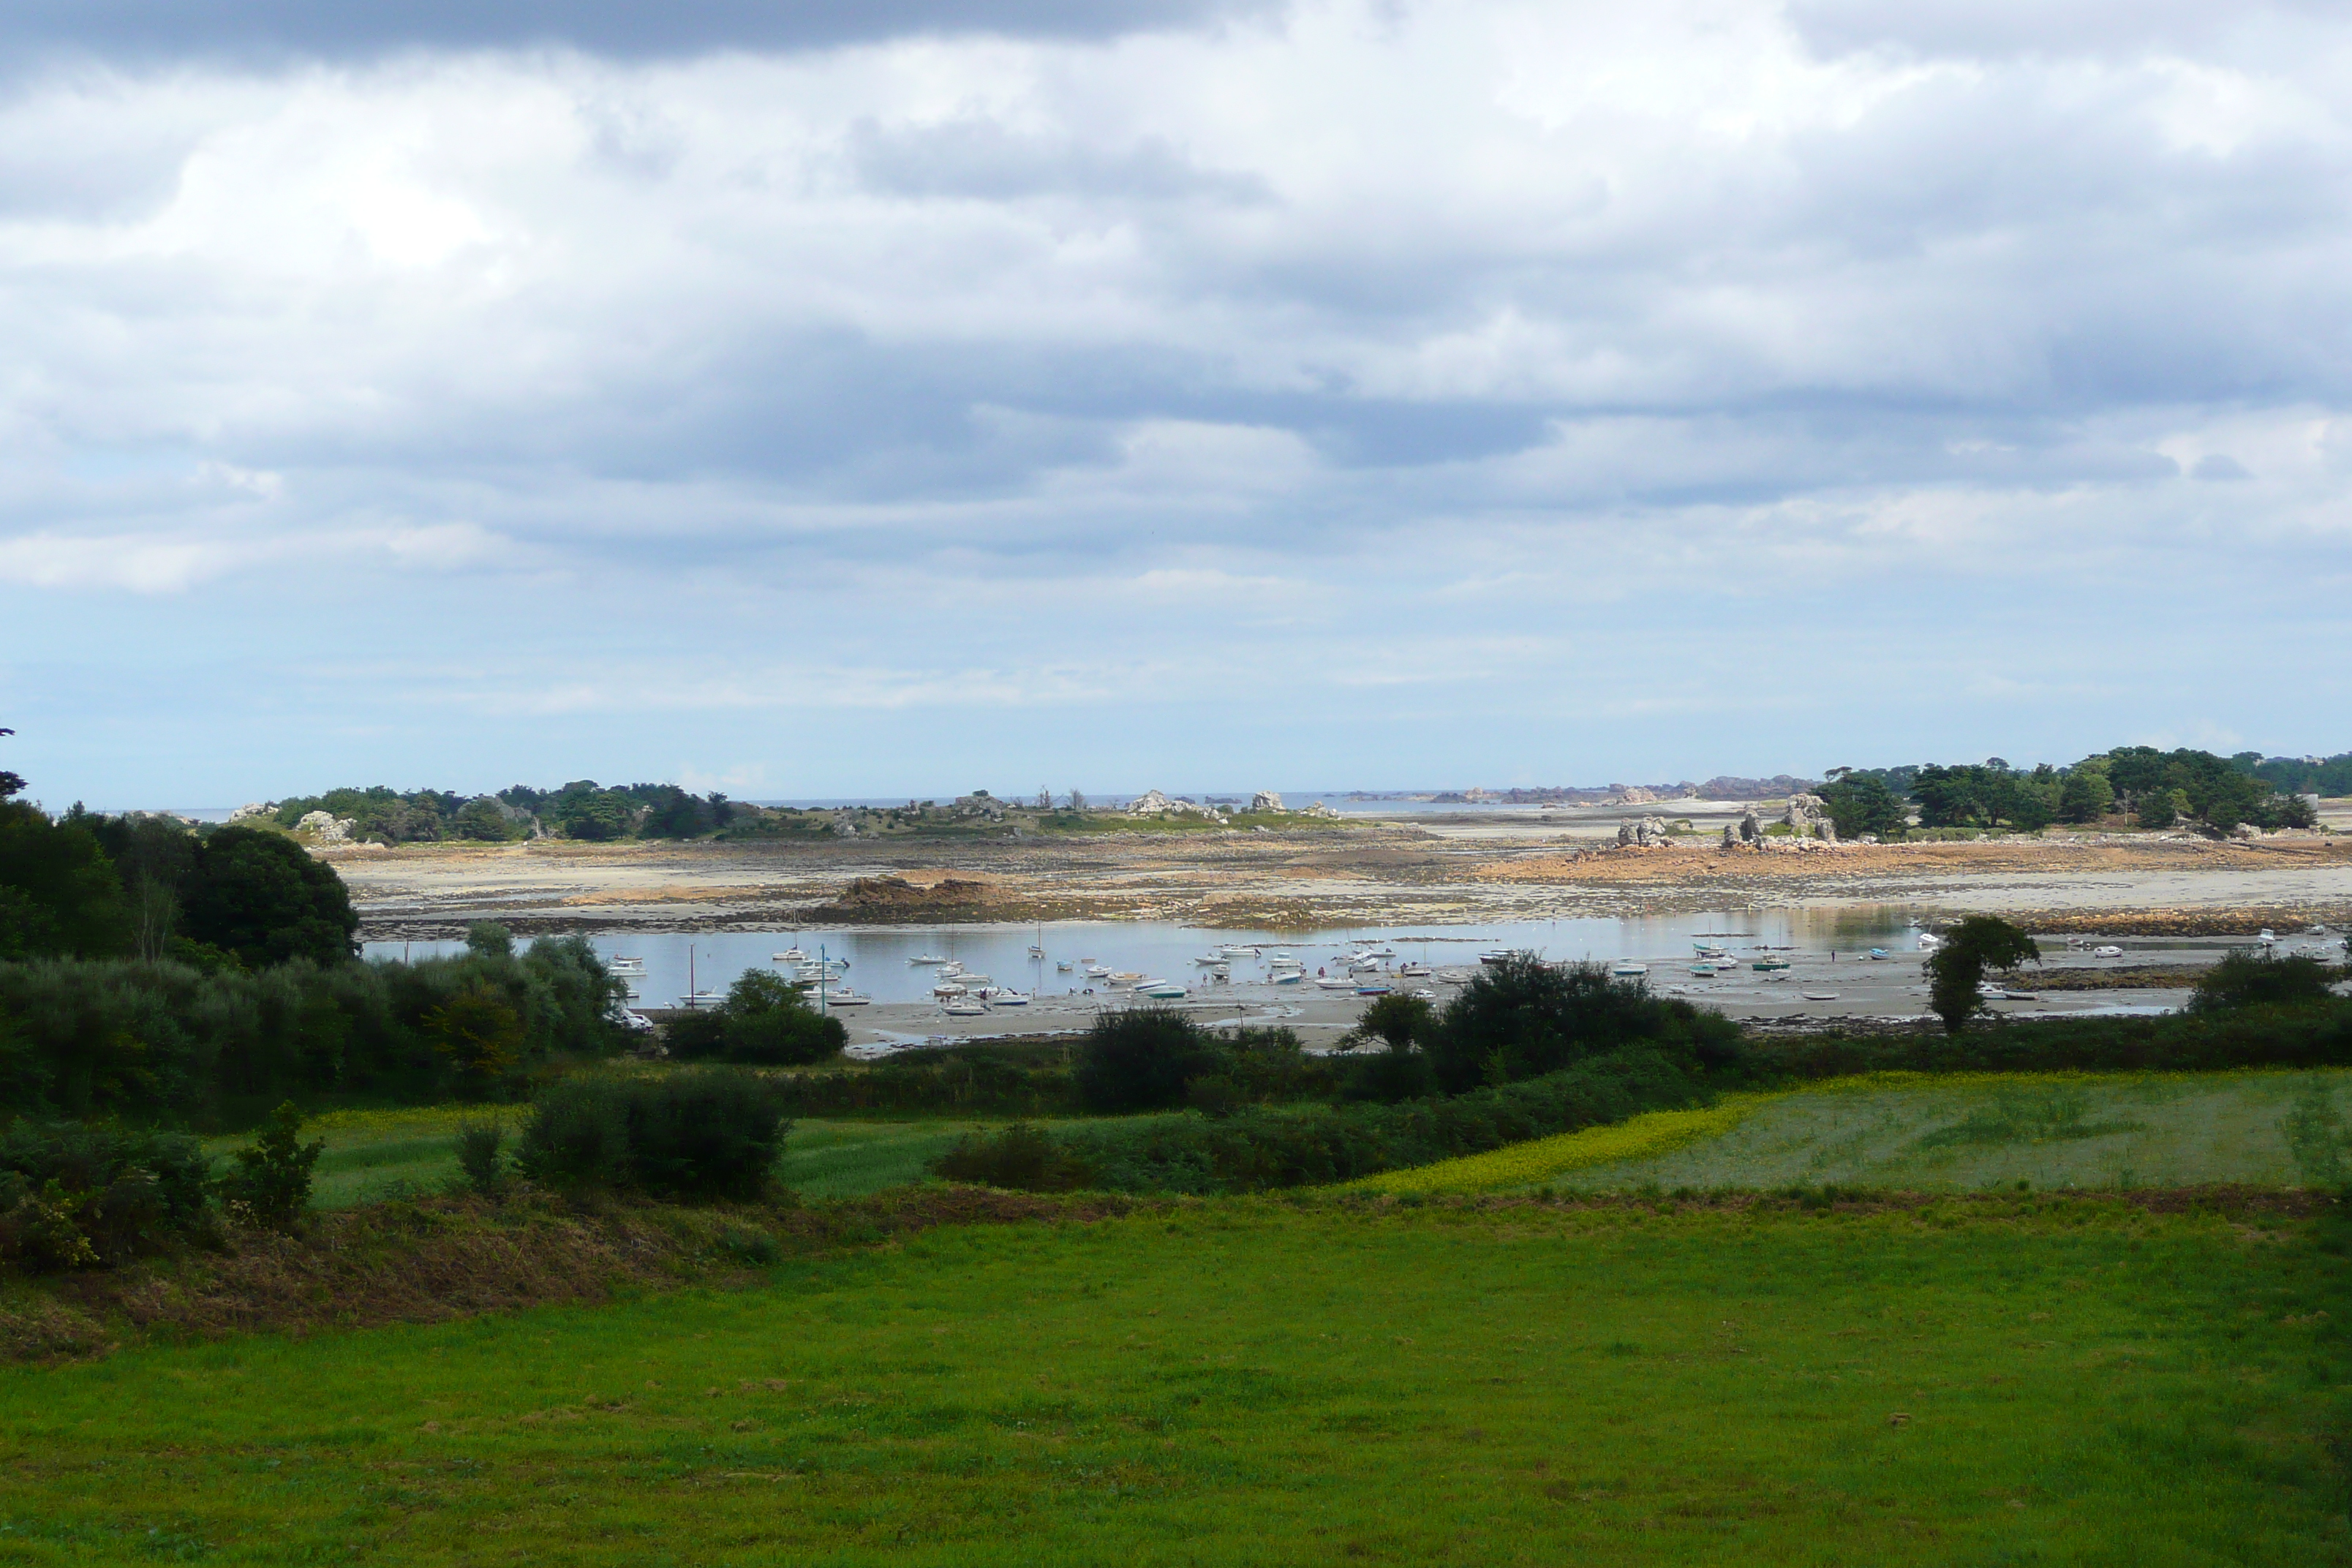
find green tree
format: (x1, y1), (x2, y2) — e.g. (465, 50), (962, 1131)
(1425, 954), (1741, 1093)
(178, 826), (358, 968)
(2057, 764), (2115, 824)
(1073, 1007), (1223, 1112)
(423, 984), (528, 1093)
(0, 725), (20, 802)
(1819, 769), (1909, 839)
(1346, 992), (1436, 1052)
(451, 796), (517, 841)
(2188, 949), (2338, 1014)
(558, 789), (636, 842)
(1923, 916), (2041, 1033)
(219, 1101), (323, 1229)
(0, 804), (132, 960)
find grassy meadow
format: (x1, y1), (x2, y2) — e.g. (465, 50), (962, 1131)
(0, 1197), (2344, 1564)
(1365, 1069), (2352, 1196)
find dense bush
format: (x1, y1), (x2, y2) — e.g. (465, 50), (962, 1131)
(766, 1043), (1078, 1117)
(1073, 1007), (1229, 1112)
(0, 1118), (213, 1269)
(2188, 949), (2340, 1014)
(515, 1069), (788, 1199)
(930, 1123), (1100, 1191)
(1755, 1000), (2352, 1079)
(1425, 957), (1746, 1092)
(0, 928), (629, 1121)
(943, 1047), (1709, 1195)
(663, 970), (845, 1066)
(176, 826), (358, 968)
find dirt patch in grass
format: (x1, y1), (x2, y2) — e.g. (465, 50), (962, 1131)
(0, 1186), (1140, 1365)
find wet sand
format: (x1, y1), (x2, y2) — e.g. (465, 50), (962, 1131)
(329, 808), (2352, 940)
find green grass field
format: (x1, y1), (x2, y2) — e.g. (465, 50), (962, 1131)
(0, 1199), (2344, 1564)
(1535, 1070), (2352, 1194)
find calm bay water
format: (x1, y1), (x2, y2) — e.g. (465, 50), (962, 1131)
(361, 906), (1931, 1009)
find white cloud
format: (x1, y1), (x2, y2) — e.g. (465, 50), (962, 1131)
(1, 0), (2348, 802)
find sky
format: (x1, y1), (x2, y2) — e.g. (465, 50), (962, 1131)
(2, 0), (2348, 809)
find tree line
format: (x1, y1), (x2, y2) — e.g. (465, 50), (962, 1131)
(1816, 746), (2326, 839)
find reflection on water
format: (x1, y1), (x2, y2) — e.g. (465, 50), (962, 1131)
(361, 907), (1931, 1009)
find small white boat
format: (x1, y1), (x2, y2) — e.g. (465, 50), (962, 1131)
(1354, 981), (1392, 995)
(1272, 971), (1304, 985)
(991, 991), (1030, 1006)
(1610, 961), (1647, 979)
(2259, 929), (2278, 945)
(1194, 954), (1229, 966)
(823, 990), (872, 1007)
(2092, 944), (2124, 958)
(932, 983), (968, 998)
(908, 954), (949, 966)
(606, 955), (647, 975)
(1084, 964), (1112, 979)
(1028, 945), (1046, 957)
(1801, 990), (1839, 1001)
(679, 992), (727, 1009)
(1692, 943), (1730, 960)
(1915, 933), (1941, 952)
(944, 972), (990, 987)
(773, 947), (809, 963)
(1056, 960), (1074, 972)
(1478, 951), (1518, 965)
(1357, 944), (1397, 959)
(1138, 982), (1186, 1000)
(941, 999), (987, 1017)
(1218, 944), (1260, 958)
(1315, 976), (1357, 990)
(1399, 962), (1432, 978)
(1866, 948), (1888, 961)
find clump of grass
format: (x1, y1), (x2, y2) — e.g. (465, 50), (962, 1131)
(1912, 1088), (2145, 1150)
(455, 1121), (507, 1196)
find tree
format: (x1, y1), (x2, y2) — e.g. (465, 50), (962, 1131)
(1346, 992), (1436, 1052)
(2138, 788), (2187, 829)
(178, 825), (359, 968)
(0, 725), (21, 801)
(219, 1101), (324, 1229)
(558, 789), (636, 842)
(1423, 955), (1741, 1093)
(423, 984), (527, 1093)
(0, 803), (132, 960)
(2057, 765), (2115, 824)
(1067, 789), (1087, 813)
(2188, 949), (2337, 1014)
(464, 921), (514, 960)
(1073, 1007), (1222, 1112)
(1819, 772), (1909, 839)
(451, 796), (517, 841)
(1923, 916), (2041, 1033)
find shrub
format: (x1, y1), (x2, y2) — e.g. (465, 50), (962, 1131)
(968, 1047), (1711, 1196)
(455, 1120), (506, 1195)
(2189, 949), (2339, 1014)
(1338, 1046), (1436, 1104)
(218, 1101), (323, 1229)
(931, 1123), (1101, 1191)
(1754, 1000), (2352, 1079)
(0, 1119), (213, 1269)
(1074, 1007), (1227, 1112)
(664, 971), (845, 1067)
(1425, 957), (1746, 1092)
(516, 1069), (788, 1199)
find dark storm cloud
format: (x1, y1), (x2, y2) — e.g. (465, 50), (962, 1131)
(0, 0), (1275, 65)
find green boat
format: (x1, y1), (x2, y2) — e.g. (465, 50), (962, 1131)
(1752, 958), (1791, 971)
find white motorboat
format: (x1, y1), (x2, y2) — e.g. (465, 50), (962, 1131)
(932, 983), (968, 998)
(1357, 944), (1397, 959)
(606, 955), (647, 975)
(2092, 944), (2124, 958)
(908, 954), (949, 966)
(1272, 971), (1304, 984)
(2259, 929), (2278, 945)
(678, 991), (727, 1009)
(1692, 943), (1730, 960)
(1084, 964), (1112, 979)
(1218, 945), (1260, 958)
(1056, 960), (1074, 972)
(1138, 981), (1186, 1000)
(1915, 933), (1941, 951)
(943, 971), (990, 987)
(991, 991), (1030, 1006)
(773, 947), (809, 964)
(941, 999), (987, 1017)
(1478, 950), (1520, 965)
(1610, 961), (1647, 979)
(823, 990), (872, 1007)
(1194, 954), (1229, 966)
(1314, 976), (1357, 990)
(1801, 990), (1839, 1001)
(1398, 962), (1431, 977)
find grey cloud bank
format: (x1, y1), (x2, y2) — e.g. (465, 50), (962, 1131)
(0, 0), (2346, 806)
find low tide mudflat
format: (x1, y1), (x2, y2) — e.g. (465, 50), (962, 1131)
(1, 1198), (2343, 1564)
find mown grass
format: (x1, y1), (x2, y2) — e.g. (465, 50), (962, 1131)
(0, 1197), (2344, 1564)
(1522, 1068), (2352, 1194)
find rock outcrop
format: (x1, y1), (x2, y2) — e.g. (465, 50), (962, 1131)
(1249, 790), (1284, 813)
(295, 810), (355, 844)
(1740, 809), (1761, 843)
(1616, 815), (1673, 847)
